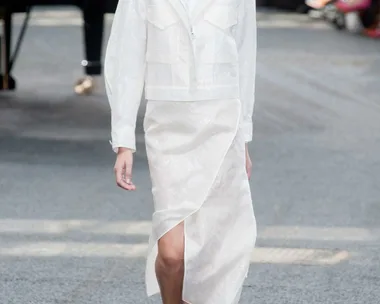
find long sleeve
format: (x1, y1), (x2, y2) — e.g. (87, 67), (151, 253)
(104, 0), (147, 153)
(234, 0), (257, 143)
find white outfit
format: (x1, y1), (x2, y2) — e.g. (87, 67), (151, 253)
(104, 0), (257, 303)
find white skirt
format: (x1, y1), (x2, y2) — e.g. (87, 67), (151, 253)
(143, 98), (257, 304)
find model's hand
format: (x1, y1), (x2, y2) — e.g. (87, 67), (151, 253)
(114, 147), (136, 191)
(245, 143), (252, 180)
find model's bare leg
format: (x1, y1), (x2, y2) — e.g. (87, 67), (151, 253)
(155, 222), (185, 304)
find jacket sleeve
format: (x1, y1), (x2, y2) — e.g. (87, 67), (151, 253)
(234, 0), (257, 143)
(104, 0), (147, 153)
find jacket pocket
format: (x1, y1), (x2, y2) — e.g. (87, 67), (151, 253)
(146, 5), (181, 63)
(204, 5), (238, 30)
(200, 5), (239, 63)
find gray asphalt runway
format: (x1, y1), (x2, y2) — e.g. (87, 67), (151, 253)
(0, 8), (380, 304)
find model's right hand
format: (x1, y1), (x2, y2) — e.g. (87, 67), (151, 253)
(114, 147), (136, 191)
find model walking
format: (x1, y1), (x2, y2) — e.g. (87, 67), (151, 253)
(104, 0), (257, 303)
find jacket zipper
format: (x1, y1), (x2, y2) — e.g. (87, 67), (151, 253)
(189, 25), (197, 89)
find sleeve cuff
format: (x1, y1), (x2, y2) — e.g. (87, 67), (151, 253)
(109, 126), (136, 153)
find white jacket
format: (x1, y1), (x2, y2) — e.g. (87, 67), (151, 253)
(105, 0), (257, 152)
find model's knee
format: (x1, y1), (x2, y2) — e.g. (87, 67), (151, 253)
(156, 223), (184, 271)
(157, 246), (184, 271)
(157, 237), (184, 271)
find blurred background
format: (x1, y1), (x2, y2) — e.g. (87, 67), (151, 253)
(0, 1), (380, 303)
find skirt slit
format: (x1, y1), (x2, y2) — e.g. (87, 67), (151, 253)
(144, 98), (256, 304)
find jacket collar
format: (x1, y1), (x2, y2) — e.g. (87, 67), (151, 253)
(190, 0), (215, 22)
(166, 0), (191, 30)
(166, 0), (215, 32)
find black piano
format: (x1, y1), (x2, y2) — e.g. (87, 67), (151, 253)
(0, 0), (118, 93)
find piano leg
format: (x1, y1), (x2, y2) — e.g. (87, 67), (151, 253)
(0, 9), (16, 90)
(74, 5), (105, 95)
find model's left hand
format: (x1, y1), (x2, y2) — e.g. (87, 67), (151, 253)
(245, 143), (252, 179)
